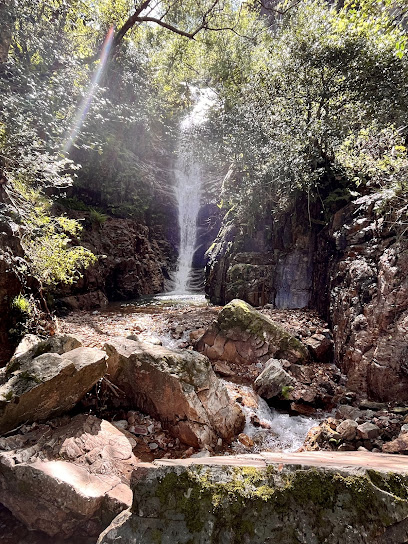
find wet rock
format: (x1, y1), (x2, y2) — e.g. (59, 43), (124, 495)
(336, 420), (358, 441)
(238, 433), (254, 448)
(197, 299), (310, 366)
(392, 407), (408, 415)
(104, 338), (245, 448)
(359, 399), (387, 411)
(254, 359), (294, 399)
(335, 405), (362, 421)
(357, 422), (381, 440)
(0, 347), (107, 434)
(0, 414), (136, 538)
(290, 402), (316, 416)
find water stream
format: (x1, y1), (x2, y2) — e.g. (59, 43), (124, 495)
(170, 87), (216, 294)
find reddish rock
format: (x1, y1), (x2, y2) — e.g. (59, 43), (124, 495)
(104, 338), (245, 448)
(329, 195), (408, 402)
(0, 414), (136, 538)
(304, 333), (334, 364)
(382, 434), (408, 454)
(336, 420), (358, 441)
(356, 422), (381, 440)
(197, 299), (310, 366)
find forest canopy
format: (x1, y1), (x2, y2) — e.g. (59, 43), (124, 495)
(0, 0), (407, 287)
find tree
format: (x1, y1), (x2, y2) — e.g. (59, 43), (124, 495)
(204, 0), (408, 219)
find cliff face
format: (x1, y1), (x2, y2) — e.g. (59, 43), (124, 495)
(55, 214), (177, 311)
(205, 192), (408, 402)
(0, 214), (25, 363)
(327, 194), (408, 402)
(205, 198), (319, 308)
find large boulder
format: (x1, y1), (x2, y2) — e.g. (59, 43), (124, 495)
(98, 452), (408, 544)
(197, 299), (309, 365)
(0, 346), (107, 434)
(0, 414), (135, 538)
(5, 334), (82, 376)
(104, 338), (245, 448)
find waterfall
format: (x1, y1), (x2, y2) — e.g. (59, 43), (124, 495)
(170, 87), (215, 294)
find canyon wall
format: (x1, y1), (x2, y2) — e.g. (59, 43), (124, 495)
(205, 192), (408, 402)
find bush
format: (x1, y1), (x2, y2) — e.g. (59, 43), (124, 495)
(11, 294), (32, 315)
(90, 208), (108, 225)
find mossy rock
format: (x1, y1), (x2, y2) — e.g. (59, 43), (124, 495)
(98, 462), (408, 544)
(217, 299), (309, 363)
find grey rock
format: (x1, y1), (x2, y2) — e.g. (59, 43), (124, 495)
(254, 359), (294, 399)
(359, 399), (387, 411)
(0, 347), (107, 434)
(336, 419), (358, 441)
(97, 454), (408, 544)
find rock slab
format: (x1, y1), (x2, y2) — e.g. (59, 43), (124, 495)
(0, 415), (135, 538)
(0, 346), (107, 434)
(98, 452), (408, 544)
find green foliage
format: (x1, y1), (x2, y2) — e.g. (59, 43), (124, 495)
(11, 294), (32, 315)
(203, 0), (408, 218)
(90, 208), (108, 225)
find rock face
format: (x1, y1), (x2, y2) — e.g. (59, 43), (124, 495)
(327, 194), (408, 402)
(98, 452), (408, 544)
(0, 344), (107, 434)
(104, 337), (245, 448)
(205, 196), (317, 308)
(0, 414), (135, 538)
(56, 214), (176, 310)
(197, 299), (310, 365)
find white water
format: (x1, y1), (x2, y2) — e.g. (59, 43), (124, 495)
(170, 87), (216, 294)
(226, 383), (320, 453)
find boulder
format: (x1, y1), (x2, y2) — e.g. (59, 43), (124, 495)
(104, 338), (245, 448)
(357, 422), (381, 440)
(254, 359), (294, 399)
(98, 453), (408, 544)
(383, 433), (408, 454)
(197, 299), (309, 366)
(5, 334), (82, 376)
(0, 347), (107, 434)
(304, 333), (334, 363)
(0, 414), (135, 538)
(336, 419), (358, 441)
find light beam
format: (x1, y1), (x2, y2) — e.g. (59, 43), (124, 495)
(62, 26), (115, 155)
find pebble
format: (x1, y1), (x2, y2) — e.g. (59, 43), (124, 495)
(148, 442), (159, 450)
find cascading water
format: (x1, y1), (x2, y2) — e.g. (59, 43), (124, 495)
(170, 87), (216, 295)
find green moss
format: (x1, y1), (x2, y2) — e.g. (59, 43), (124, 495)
(218, 299), (309, 361)
(367, 470), (408, 500)
(154, 465), (408, 542)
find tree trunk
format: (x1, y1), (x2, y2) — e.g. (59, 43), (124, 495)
(0, 1), (14, 64)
